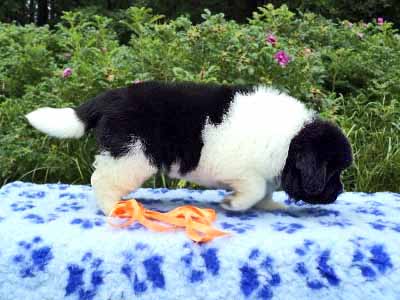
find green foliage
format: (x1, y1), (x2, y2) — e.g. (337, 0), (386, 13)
(0, 23), (57, 99)
(0, 5), (399, 192)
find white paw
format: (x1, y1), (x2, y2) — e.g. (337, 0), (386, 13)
(220, 196), (254, 211)
(98, 201), (115, 216)
(255, 199), (286, 211)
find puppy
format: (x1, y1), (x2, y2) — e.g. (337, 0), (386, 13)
(26, 81), (352, 214)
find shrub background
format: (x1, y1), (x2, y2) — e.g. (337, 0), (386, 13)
(2, 1), (400, 27)
(0, 5), (399, 191)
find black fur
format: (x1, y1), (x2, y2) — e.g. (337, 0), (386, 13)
(76, 81), (352, 205)
(281, 119), (353, 204)
(75, 81), (253, 174)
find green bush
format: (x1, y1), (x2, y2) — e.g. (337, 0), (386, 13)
(0, 5), (399, 192)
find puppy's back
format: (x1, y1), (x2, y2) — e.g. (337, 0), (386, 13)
(93, 81), (253, 173)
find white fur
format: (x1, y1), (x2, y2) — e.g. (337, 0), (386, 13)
(168, 87), (314, 210)
(91, 141), (157, 214)
(25, 107), (85, 138)
(91, 87), (314, 214)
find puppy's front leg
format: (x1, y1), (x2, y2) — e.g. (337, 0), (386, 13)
(221, 176), (266, 211)
(255, 193), (286, 211)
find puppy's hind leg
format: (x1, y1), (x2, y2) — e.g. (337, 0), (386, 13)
(91, 150), (157, 215)
(221, 176), (267, 211)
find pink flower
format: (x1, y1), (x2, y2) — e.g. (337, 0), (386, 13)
(266, 33), (277, 46)
(274, 50), (291, 67)
(133, 80), (143, 84)
(62, 67), (72, 78)
(377, 17), (384, 26)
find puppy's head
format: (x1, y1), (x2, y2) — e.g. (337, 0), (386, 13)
(281, 119), (352, 204)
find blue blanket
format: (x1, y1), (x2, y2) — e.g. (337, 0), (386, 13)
(0, 181), (399, 300)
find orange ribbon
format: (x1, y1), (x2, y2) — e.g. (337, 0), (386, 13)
(108, 199), (230, 243)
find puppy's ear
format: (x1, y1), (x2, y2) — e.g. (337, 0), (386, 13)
(296, 151), (327, 195)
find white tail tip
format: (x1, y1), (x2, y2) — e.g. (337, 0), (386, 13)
(25, 107), (85, 139)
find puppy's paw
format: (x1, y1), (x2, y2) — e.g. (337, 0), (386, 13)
(97, 202), (115, 216)
(221, 196), (254, 211)
(255, 199), (286, 211)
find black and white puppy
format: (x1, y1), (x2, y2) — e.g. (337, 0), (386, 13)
(26, 81), (352, 214)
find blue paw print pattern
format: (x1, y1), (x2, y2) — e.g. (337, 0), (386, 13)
(23, 213), (46, 224)
(272, 221), (304, 234)
(294, 239), (315, 257)
(180, 243), (220, 283)
(121, 243), (166, 295)
(65, 252), (105, 300)
(56, 201), (85, 213)
(46, 183), (70, 190)
(294, 240), (340, 290)
(284, 198), (309, 206)
(13, 236), (53, 278)
(18, 189), (46, 199)
(239, 249), (281, 299)
(351, 242), (393, 281)
(319, 219), (352, 228)
(45, 183), (70, 191)
(368, 219), (400, 233)
(59, 192), (87, 200)
(220, 221), (254, 234)
(10, 200), (35, 212)
(23, 212), (59, 224)
(355, 206), (385, 217)
(70, 217), (105, 230)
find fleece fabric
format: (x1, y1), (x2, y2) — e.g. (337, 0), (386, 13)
(0, 181), (399, 300)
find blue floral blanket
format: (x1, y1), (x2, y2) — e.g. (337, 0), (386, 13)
(0, 181), (399, 300)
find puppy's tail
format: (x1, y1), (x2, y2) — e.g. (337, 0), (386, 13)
(25, 96), (103, 139)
